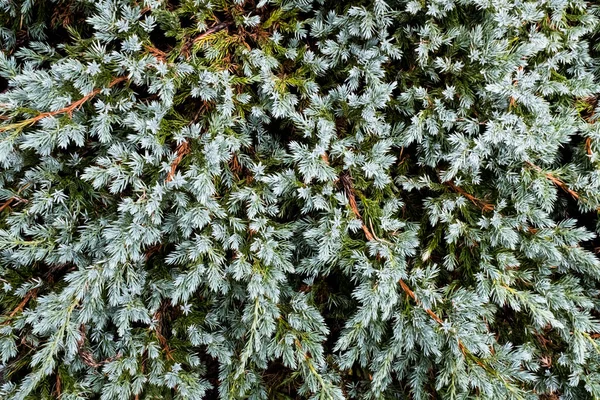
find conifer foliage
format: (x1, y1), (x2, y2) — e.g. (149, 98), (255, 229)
(1, 0), (600, 398)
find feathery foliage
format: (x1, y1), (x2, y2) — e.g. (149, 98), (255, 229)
(1, 0), (600, 399)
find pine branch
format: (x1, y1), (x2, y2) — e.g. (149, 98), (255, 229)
(181, 22), (232, 59)
(397, 280), (443, 323)
(0, 76), (127, 133)
(192, 22), (231, 44)
(340, 170), (487, 367)
(525, 162), (581, 201)
(445, 181), (494, 212)
(340, 170), (446, 328)
(398, 278), (485, 369)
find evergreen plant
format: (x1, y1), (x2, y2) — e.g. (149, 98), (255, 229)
(1, 0), (600, 399)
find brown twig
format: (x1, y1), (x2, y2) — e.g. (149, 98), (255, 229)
(0, 197), (16, 213)
(166, 140), (191, 183)
(230, 153), (242, 178)
(145, 244), (163, 261)
(445, 181), (494, 212)
(7, 288), (38, 319)
(55, 373), (62, 398)
(399, 278), (480, 365)
(144, 45), (168, 62)
(339, 171), (374, 241)
(525, 162), (581, 201)
(152, 306), (174, 361)
(398, 279), (443, 325)
(580, 95), (597, 156)
(0, 182), (32, 212)
(398, 146), (411, 166)
(0, 77), (127, 133)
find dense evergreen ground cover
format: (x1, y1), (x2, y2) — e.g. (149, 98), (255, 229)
(1, 0), (600, 398)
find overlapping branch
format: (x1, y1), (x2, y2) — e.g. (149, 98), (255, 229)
(525, 161), (581, 202)
(0, 76), (127, 133)
(338, 166), (488, 368)
(445, 181), (495, 212)
(181, 22), (232, 59)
